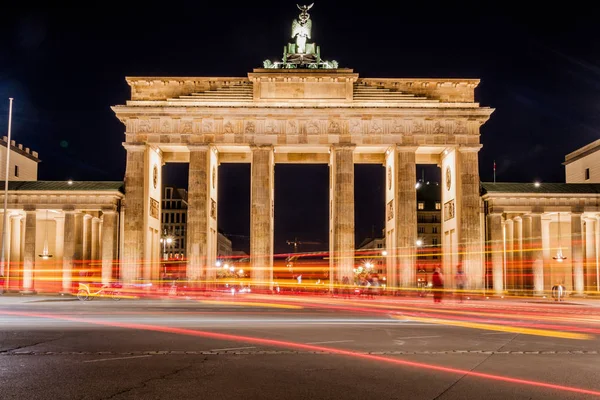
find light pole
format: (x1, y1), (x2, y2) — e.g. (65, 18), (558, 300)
(160, 235), (173, 277)
(1, 98), (14, 292)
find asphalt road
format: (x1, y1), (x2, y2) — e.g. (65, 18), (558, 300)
(1, 294), (599, 400)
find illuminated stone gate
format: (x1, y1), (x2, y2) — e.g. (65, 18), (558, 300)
(112, 6), (493, 290)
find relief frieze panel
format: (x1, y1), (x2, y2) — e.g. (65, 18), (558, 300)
(138, 119), (154, 133)
(328, 120), (341, 134)
(287, 120), (298, 134)
(202, 119), (214, 133)
(265, 120), (279, 134)
(160, 120), (171, 133)
(223, 120), (235, 134)
(306, 120), (320, 135)
(180, 120), (193, 134)
(411, 120), (425, 134)
(349, 119), (362, 135)
(245, 121), (256, 134)
(391, 119), (406, 134)
(369, 119), (383, 134)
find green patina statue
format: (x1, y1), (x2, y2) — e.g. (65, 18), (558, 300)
(263, 3), (338, 69)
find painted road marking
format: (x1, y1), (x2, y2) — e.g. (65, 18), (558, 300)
(304, 340), (354, 345)
(395, 335), (441, 340)
(210, 346), (256, 351)
(84, 355), (152, 363)
(197, 300), (303, 309)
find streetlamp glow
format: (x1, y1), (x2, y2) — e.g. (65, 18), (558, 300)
(416, 239), (423, 247)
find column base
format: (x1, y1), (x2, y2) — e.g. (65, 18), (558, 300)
(19, 289), (37, 295)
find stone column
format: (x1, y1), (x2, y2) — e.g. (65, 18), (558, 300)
(541, 216), (551, 292)
(251, 145), (275, 287)
(458, 148), (484, 289)
(62, 211), (83, 293)
(395, 147), (416, 288)
(91, 217), (100, 263)
(513, 216), (523, 292)
(122, 143), (146, 283)
(8, 215), (22, 291)
(530, 213), (544, 296)
(20, 208), (36, 294)
(487, 212), (504, 294)
(505, 219), (514, 290)
(584, 217), (597, 292)
(187, 145), (212, 285)
(101, 210), (118, 285)
(571, 212), (584, 295)
(83, 214), (92, 266)
(521, 215), (533, 293)
(54, 215), (65, 263)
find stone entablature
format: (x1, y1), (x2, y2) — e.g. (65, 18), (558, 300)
(482, 190), (600, 214)
(115, 114), (487, 148)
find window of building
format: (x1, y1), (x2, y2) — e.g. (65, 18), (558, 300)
(585, 168), (590, 180)
(432, 238), (438, 245)
(14, 165), (18, 177)
(435, 202), (441, 210)
(418, 227), (425, 234)
(418, 202), (424, 210)
(432, 227), (438, 233)
(376, 243), (383, 248)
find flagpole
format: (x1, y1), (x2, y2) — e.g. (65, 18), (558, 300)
(493, 160), (496, 183)
(1, 98), (14, 291)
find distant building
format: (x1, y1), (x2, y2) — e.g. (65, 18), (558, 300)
(161, 186), (188, 259)
(0, 136), (40, 181)
(161, 186), (232, 260)
(357, 181), (442, 277)
(564, 139), (600, 183)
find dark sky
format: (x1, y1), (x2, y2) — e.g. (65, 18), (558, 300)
(1, 2), (598, 253)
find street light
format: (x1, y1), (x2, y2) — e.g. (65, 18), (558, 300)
(160, 236), (173, 260)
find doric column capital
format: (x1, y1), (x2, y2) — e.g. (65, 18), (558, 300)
(23, 205), (36, 212)
(330, 143), (356, 151)
(188, 144), (210, 152)
(92, 216), (101, 223)
(9, 213), (22, 220)
(122, 142), (146, 152)
(250, 144), (274, 151)
(83, 214), (93, 220)
(457, 145), (483, 153)
(395, 146), (418, 153)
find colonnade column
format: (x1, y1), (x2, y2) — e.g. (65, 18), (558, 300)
(251, 145), (274, 287)
(521, 215), (533, 292)
(20, 208), (36, 294)
(83, 214), (92, 264)
(458, 147), (484, 289)
(530, 213), (544, 296)
(395, 147), (416, 289)
(8, 214), (22, 291)
(487, 212), (503, 294)
(571, 212), (584, 295)
(122, 144), (146, 283)
(91, 217), (100, 263)
(101, 210), (118, 284)
(541, 216), (551, 291)
(513, 216), (523, 291)
(62, 210), (83, 293)
(584, 217), (597, 292)
(187, 145), (218, 286)
(505, 219), (514, 290)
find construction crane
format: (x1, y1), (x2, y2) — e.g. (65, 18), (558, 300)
(286, 237), (321, 253)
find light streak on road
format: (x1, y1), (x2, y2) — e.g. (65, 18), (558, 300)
(391, 315), (592, 340)
(1, 310), (600, 397)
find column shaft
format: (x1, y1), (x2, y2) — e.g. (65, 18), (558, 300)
(250, 146), (275, 286)
(101, 211), (118, 285)
(8, 215), (22, 291)
(530, 214), (544, 295)
(514, 217), (523, 291)
(585, 218), (597, 292)
(83, 214), (92, 263)
(21, 210), (36, 293)
(571, 213), (584, 295)
(91, 217), (100, 262)
(396, 148), (416, 288)
(487, 213), (503, 294)
(187, 146), (211, 284)
(541, 217), (551, 292)
(122, 145), (146, 283)
(458, 149), (484, 289)
(505, 219), (514, 290)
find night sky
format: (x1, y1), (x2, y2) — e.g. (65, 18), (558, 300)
(1, 3), (598, 254)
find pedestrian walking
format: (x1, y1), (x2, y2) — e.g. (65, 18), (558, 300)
(432, 266), (444, 303)
(455, 265), (466, 303)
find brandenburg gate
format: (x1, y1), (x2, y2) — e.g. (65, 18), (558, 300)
(112, 5), (493, 290)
